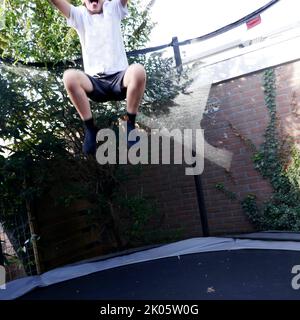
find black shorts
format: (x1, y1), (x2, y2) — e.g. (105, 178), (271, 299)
(86, 70), (127, 103)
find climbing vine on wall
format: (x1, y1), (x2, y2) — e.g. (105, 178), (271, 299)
(241, 68), (300, 230)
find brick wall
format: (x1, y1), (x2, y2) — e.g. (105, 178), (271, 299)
(201, 59), (300, 235)
(124, 59), (300, 237)
(121, 160), (203, 241)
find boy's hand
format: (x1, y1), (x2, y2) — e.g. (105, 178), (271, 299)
(120, 0), (128, 7)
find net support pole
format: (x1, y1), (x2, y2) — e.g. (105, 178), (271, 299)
(172, 37), (183, 73)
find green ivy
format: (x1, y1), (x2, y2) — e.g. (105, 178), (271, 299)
(241, 68), (300, 230)
(215, 183), (237, 200)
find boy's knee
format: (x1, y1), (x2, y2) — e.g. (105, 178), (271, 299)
(63, 69), (80, 91)
(136, 64), (146, 80)
(132, 64), (146, 86)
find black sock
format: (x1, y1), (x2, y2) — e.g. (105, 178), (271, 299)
(127, 112), (136, 126)
(84, 117), (95, 130)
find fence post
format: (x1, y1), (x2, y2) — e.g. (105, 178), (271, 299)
(172, 36), (183, 73)
(0, 240), (4, 266)
(0, 239), (5, 289)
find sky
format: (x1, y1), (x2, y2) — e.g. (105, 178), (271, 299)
(147, 0), (267, 45)
(145, 0), (300, 52)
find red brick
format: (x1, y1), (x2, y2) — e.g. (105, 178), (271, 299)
(120, 60), (300, 238)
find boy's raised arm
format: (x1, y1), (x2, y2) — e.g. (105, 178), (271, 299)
(49, 0), (71, 18)
(120, 0), (128, 7)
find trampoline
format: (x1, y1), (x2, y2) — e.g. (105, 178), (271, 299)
(1, 232), (300, 300)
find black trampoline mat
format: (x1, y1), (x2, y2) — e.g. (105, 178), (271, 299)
(19, 249), (300, 300)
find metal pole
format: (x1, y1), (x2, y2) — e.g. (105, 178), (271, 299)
(191, 149), (210, 237)
(172, 36), (183, 73)
(194, 175), (210, 237)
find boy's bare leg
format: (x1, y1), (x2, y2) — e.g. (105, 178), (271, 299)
(63, 69), (94, 120)
(63, 69), (97, 155)
(63, 64), (147, 154)
(123, 63), (146, 115)
(123, 64), (146, 147)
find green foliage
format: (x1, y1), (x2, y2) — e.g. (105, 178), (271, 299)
(241, 194), (261, 227)
(115, 194), (158, 244)
(121, 0), (154, 51)
(0, 0), (190, 273)
(1, 0), (81, 63)
(241, 68), (300, 231)
(135, 52), (191, 113)
(0, 0), (155, 63)
(215, 183), (237, 200)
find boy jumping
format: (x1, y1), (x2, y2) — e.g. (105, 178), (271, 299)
(49, 0), (146, 155)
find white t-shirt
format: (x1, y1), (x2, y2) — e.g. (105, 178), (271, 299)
(67, 0), (129, 76)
